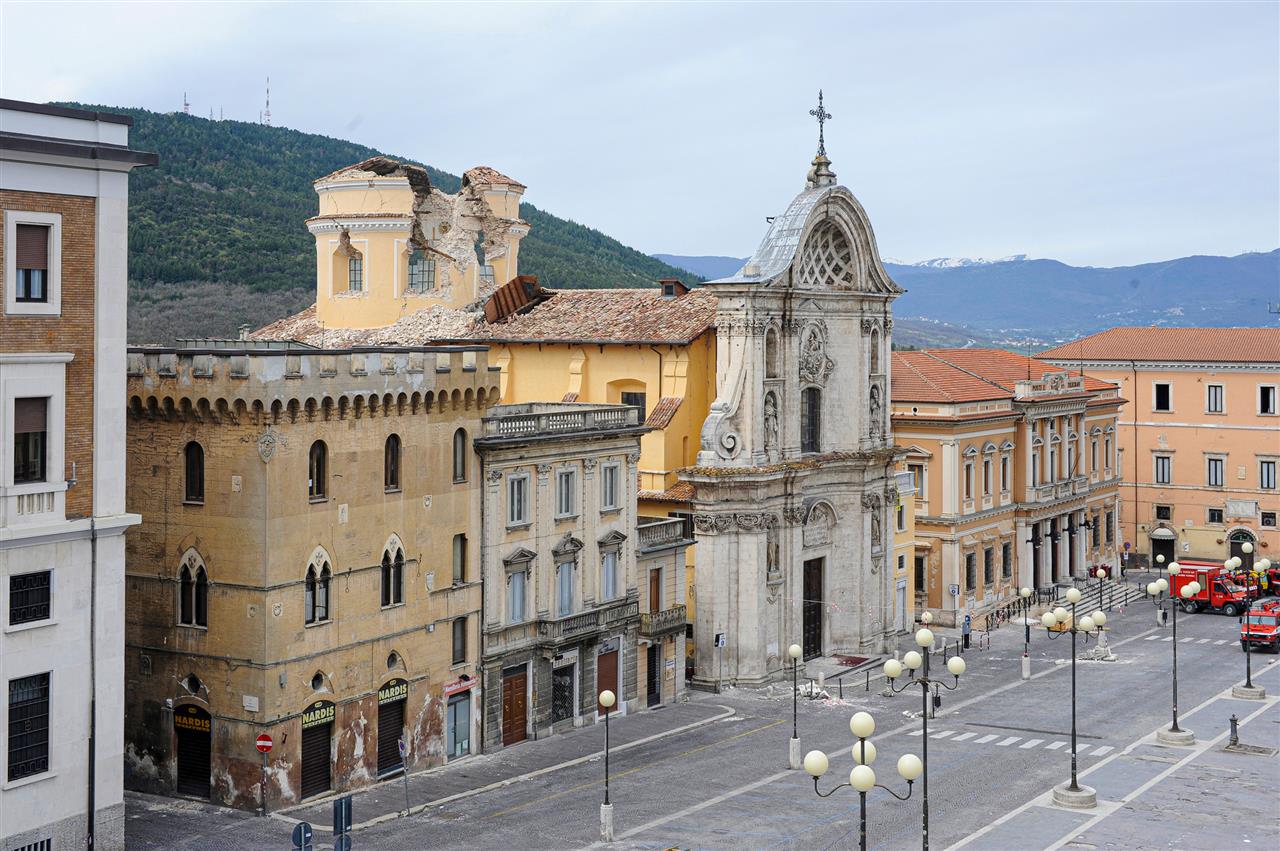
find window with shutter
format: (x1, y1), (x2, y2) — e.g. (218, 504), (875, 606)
(15, 224), (49, 303)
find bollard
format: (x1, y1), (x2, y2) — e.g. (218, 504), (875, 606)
(1021, 652), (1031, 680)
(1229, 714), (1239, 747)
(865, 670), (870, 692)
(839, 678), (843, 699)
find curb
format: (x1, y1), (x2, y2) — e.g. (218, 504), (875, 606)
(271, 702), (737, 833)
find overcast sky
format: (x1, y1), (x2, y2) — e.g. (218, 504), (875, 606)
(3, 1), (1276, 266)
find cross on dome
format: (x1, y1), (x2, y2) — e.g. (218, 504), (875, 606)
(809, 90), (832, 157)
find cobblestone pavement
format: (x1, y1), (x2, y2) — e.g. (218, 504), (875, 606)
(125, 583), (1280, 850)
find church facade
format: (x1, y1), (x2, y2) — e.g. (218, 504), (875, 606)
(681, 151), (903, 687)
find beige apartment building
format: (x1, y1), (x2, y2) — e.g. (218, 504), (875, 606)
(1040, 327), (1279, 569)
(122, 345), (494, 809)
(891, 349), (1125, 625)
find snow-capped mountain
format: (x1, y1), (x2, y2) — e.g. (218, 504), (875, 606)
(884, 255), (1029, 268)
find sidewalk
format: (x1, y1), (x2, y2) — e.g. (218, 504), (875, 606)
(274, 697), (733, 833)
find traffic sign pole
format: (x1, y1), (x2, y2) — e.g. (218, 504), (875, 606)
(254, 733), (272, 817)
(399, 736), (410, 815)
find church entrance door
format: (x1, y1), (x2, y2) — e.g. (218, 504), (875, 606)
(803, 558), (824, 660)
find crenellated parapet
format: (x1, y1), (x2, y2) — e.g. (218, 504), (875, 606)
(126, 344), (501, 425)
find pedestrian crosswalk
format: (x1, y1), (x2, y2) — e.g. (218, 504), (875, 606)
(906, 727), (1114, 756)
(1142, 635), (1230, 645)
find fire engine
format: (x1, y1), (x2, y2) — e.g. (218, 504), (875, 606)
(1241, 599), (1280, 653)
(1170, 561), (1250, 616)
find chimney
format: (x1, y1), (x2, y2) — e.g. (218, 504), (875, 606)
(238, 324), (250, 340)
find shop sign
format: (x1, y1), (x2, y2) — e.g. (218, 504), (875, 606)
(444, 676), (476, 697)
(301, 700), (336, 730)
(174, 704), (211, 734)
(378, 678), (408, 705)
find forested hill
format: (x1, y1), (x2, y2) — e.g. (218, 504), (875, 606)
(64, 105), (698, 342)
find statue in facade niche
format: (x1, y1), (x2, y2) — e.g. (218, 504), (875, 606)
(799, 323), (834, 386)
(870, 505), (882, 549)
(869, 382), (883, 435)
(763, 392), (779, 457)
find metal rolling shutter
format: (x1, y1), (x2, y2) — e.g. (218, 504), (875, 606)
(175, 726), (210, 797)
(300, 722), (332, 799)
(377, 699), (405, 776)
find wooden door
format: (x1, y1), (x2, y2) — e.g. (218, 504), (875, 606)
(803, 558), (823, 660)
(649, 569), (662, 613)
(596, 650), (618, 715)
(646, 644), (661, 707)
(501, 669), (528, 747)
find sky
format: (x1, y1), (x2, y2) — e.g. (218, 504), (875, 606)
(2, 1), (1277, 267)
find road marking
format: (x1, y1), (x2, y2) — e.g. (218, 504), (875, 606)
(1213, 640), (1228, 645)
(1046, 741), (1067, 750)
(1018, 738), (1044, 749)
(907, 729), (925, 736)
(1144, 635), (1160, 641)
(1196, 638), (1211, 644)
(996, 736), (1021, 746)
(1180, 637), (1195, 643)
(1090, 745), (1114, 756)
(1162, 636), (1173, 641)
(951, 732), (977, 742)
(931, 730), (956, 739)
(974, 734), (999, 744)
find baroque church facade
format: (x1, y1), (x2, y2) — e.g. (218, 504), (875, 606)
(682, 150), (903, 687)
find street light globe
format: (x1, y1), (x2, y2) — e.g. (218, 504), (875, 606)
(1180, 584), (1195, 599)
(1096, 568), (1108, 580)
(903, 650), (923, 670)
(920, 611), (934, 625)
(599, 689), (616, 709)
(1259, 558), (1272, 570)
(1168, 562), (1181, 576)
(1092, 610), (1106, 627)
(1146, 582), (1158, 595)
(788, 644), (803, 661)
(897, 753), (923, 781)
(1242, 542), (1254, 555)
(1189, 581), (1202, 595)
(1078, 615), (1096, 633)
(1066, 588), (1082, 604)
(947, 656), (966, 676)
(1053, 606), (1069, 623)
(1227, 557), (1241, 569)
(803, 749), (829, 778)
(1020, 587), (1032, 598)
(851, 740), (877, 765)
(849, 711), (875, 739)
(1041, 612), (1058, 628)
(1156, 578), (1168, 592)
(916, 628), (935, 648)
(1156, 554), (1165, 564)
(883, 659), (903, 680)
(850, 764), (876, 793)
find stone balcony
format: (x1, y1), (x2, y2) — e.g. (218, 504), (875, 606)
(637, 517), (692, 552)
(1028, 476), (1090, 504)
(0, 481), (66, 529)
(640, 604), (687, 637)
(483, 599), (640, 657)
(480, 402), (642, 441)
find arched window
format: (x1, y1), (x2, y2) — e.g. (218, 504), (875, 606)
(348, 251), (364, 292)
(178, 554), (209, 628)
(184, 441), (204, 503)
(452, 428), (468, 483)
(765, 328), (780, 378)
(194, 566), (208, 627)
(869, 329), (881, 375)
(381, 548), (404, 607)
(306, 558), (331, 624)
(801, 387), (822, 454)
(309, 441), (327, 500)
(384, 434), (401, 492)
(179, 564), (194, 625)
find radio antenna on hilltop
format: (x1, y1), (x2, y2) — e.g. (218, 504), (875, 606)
(182, 92), (190, 115)
(263, 77), (272, 126)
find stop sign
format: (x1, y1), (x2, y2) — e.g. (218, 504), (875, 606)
(256, 733), (273, 753)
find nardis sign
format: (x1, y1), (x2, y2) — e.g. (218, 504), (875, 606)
(378, 678), (408, 705)
(173, 704), (211, 734)
(301, 700), (336, 730)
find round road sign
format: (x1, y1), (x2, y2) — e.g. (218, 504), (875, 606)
(256, 733), (273, 753)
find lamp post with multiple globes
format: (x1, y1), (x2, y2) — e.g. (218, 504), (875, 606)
(881, 625), (965, 849)
(1040, 587), (1098, 808)
(803, 712), (923, 851)
(1232, 544), (1267, 699)
(1147, 563), (1198, 746)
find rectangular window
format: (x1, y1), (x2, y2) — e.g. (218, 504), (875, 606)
(507, 571), (526, 624)
(479, 264), (495, 288)
(908, 463), (924, 492)
(1105, 511), (1115, 544)
(348, 252), (364, 292)
(914, 555), (926, 593)
(601, 463), (620, 511)
(1104, 436), (1112, 468)
(983, 547), (994, 585)
(1091, 514), (1100, 548)
(1154, 455), (1172, 485)
(1000, 457), (1009, 492)
(620, 391), (647, 415)
(601, 551), (619, 601)
(1260, 385), (1277, 416)
(1208, 507), (1224, 524)
(964, 463), (973, 500)
(1001, 542), (1012, 578)
(896, 502), (905, 532)
(15, 224), (50, 302)
(556, 561), (574, 617)
(13, 397), (48, 484)
(1090, 440), (1098, 473)
(556, 469), (577, 518)
(801, 388), (821, 454)
(1049, 449), (1057, 482)
(1262, 511), (1276, 528)
(1207, 457), (1224, 487)
(9, 571), (52, 626)
(1207, 384), (1224, 414)
(407, 249), (436, 292)
(1261, 460), (1277, 490)
(964, 553), (976, 591)
(1155, 505), (1172, 521)
(452, 534), (467, 584)
(1153, 382), (1171, 412)
(452, 617), (466, 665)
(507, 474), (529, 526)
(982, 460), (991, 496)
(8, 672), (50, 781)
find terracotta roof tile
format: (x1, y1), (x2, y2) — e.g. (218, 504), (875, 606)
(645, 397), (683, 430)
(638, 481), (695, 503)
(1038, 327), (1280, 363)
(561, 392), (579, 403)
(891, 349), (1115, 404)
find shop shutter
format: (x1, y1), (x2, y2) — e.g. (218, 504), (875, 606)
(300, 722), (332, 799)
(377, 698), (405, 776)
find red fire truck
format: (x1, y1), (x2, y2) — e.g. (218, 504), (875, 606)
(1241, 599), (1280, 653)
(1170, 561), (1250, 616)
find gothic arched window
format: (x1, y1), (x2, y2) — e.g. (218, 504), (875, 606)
(184, 441), (204, 503)
(801, 388), (822, 454)
(306, 557), (331, 624)
(381, 547), (404, 607)
(384, 433), (401, 492)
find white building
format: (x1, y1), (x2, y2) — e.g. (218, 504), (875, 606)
(0, 99), (155, 851)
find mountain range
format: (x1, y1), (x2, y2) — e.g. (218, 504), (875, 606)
(655, 251), (1280, 345)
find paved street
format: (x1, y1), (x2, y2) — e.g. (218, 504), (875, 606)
(125, 583), (1280, 850)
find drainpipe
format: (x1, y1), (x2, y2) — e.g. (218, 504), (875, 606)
(87, 517), (98, 850)
(1130, 360), (1139, 565)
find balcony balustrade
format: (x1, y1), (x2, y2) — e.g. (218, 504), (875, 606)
(640, 604), (687, 636)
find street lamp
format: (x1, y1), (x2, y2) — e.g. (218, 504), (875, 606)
(1148, 565), (1197, 746)
(1041, 586), (1098, 808)
(599, 689), (616, 841)
(788, 643), (803, 768)
(1094, 566), (1110, 612)
(882, 627), (965, 849)
(803, 712), (922, 851)
(1019, 587), (1033, 679)
(1233, 544), (1266, 699)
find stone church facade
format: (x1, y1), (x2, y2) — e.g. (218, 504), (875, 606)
(681, 152), (902, 687)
